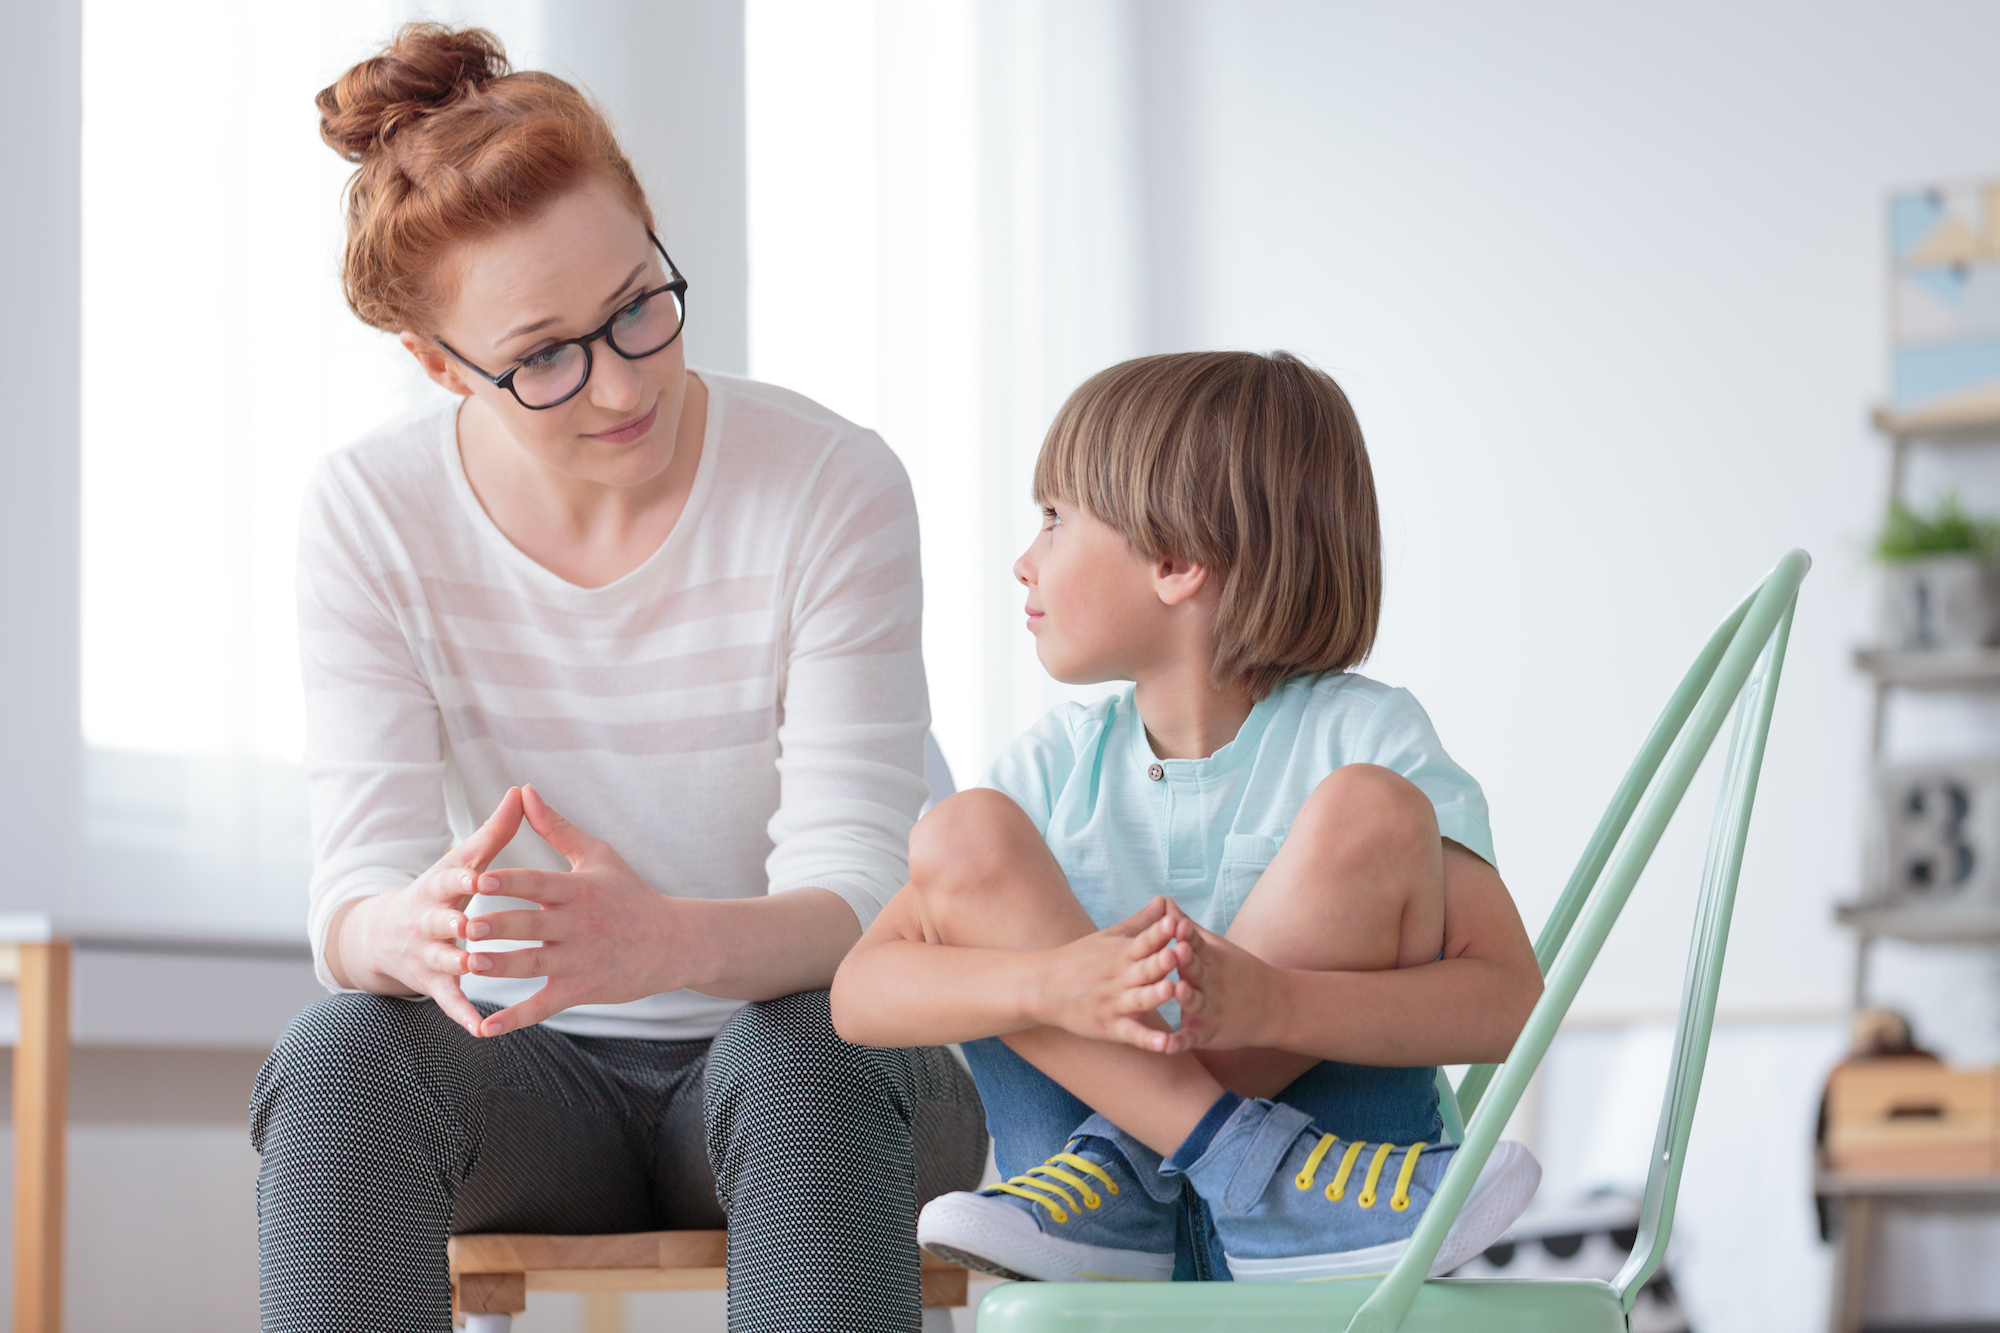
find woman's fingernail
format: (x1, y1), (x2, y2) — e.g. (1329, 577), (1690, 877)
(480, 874), (499, 894)
(467, 920), (491, 940)
(462, 871), (474, 890)
(470, 953), (491, 971)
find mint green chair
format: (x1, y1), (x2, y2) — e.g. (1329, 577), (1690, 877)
(977, 549), (1809, 1333)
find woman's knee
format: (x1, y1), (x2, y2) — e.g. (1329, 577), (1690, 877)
(705, 991), (905, 1133)
(250, 992), (463, 1150)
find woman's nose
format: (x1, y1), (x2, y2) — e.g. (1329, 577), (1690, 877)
(587, 345), (644, 412)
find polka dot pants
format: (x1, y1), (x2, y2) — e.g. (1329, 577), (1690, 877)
(250, 991), (987, 1333)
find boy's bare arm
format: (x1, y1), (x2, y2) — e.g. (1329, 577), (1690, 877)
(829, 886), (1193, 1051)
(1173, 842), (1542, 1067)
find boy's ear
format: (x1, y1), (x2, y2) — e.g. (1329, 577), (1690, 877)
(399, 331), (476, 398)
(1153, 555), (1211, 607)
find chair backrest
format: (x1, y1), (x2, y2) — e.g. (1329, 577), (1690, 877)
(1346, 549), (1809, 1333)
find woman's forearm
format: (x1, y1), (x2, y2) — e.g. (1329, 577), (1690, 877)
(1265, 956), (1542, 1067)
(671, 888), (864, 1002)
(830, 937), (1048, 1047)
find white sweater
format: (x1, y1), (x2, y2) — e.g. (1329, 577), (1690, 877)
(297, 373), (929, 1039)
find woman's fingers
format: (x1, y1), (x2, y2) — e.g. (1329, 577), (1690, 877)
(477, 868), (574, 906)
(423, 906), (469, 941)
(470, 946), (551, 980)
(450, 787), (525, 872)
(477, 979), (573, 1038)
(422, 977), (488, 1036)
(422, 867), (481, 907)
(423, 940), (484, 975)
(466, 909), (557, 943)
(520, 784), (601, 868)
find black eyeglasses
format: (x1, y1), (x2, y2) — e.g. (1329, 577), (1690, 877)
(437, 232), (689, 411)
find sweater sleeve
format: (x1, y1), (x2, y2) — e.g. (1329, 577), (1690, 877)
(297, 459), (452, 990)
(764, 432), (930, 928)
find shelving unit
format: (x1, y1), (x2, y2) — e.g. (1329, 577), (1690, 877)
(1838, 403), (2000, 990)
(1828, 402), (2000, 1333)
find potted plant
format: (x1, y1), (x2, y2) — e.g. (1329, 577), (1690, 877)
(1876, 494), (2000, 651)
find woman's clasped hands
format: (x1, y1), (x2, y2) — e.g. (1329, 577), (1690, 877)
(332, 783), (689, 1040)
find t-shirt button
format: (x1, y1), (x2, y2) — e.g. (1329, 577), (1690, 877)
(1147, 763), (1165, 781)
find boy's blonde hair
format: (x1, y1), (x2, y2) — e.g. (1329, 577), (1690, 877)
(1034, 350), (1381, 700)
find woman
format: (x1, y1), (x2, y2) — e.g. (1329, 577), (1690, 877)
(249, 24), (985, 1333)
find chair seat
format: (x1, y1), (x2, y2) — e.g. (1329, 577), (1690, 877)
(975, 1276), (1628, 1333)
(447, 1230), (968, 1315)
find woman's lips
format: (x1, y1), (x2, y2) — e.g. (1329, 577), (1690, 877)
(588, 400), (659, 445)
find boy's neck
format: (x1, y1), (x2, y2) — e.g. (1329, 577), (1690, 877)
(1133, 667), (1257, 761)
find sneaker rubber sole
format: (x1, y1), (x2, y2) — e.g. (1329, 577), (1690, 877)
(1225, 1140), (1543, 1282)
(918, 1191), (1175, 1283)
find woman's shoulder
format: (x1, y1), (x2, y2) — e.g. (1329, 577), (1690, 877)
(703, 372), (907, 486)
(307, 396), (457, 516)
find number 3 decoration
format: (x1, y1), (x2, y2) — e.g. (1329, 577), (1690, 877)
(1871, 760), (2000, 908)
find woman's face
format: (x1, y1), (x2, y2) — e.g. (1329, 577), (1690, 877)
(414, 176), (689, 490)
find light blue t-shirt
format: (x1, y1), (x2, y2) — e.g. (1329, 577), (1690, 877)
(981, 673), (1494, 936)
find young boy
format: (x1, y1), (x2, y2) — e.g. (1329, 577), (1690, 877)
(830, 351), (1544, 1283)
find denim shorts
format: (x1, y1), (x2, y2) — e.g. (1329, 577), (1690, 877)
(959, 1037), (1442, 1281)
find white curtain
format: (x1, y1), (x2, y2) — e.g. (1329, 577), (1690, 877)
(748, 0), (1152, 785)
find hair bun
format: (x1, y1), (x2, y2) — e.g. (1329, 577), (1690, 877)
(318, 23), (510, 163)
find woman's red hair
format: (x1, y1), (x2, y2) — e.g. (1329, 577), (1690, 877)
(317, 23), (654, 333)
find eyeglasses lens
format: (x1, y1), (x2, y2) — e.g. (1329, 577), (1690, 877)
(606, 290), (686, 359)
(514, 344), (590, 409)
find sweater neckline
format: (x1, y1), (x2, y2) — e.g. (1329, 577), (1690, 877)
(438, 371), (725, 601)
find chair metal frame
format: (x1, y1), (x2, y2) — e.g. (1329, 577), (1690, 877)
(978, 548), (1809, 1333)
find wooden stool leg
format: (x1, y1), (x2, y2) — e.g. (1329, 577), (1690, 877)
(462, 1316), (513, 1333)
(12, 941), (69, 1333)
(1830, 1194), (1874, 1333)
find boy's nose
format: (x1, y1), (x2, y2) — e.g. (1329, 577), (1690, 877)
(1013, 552), (1034, 586)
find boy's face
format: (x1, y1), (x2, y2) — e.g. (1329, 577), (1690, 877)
(1014, 501), (1172, 684)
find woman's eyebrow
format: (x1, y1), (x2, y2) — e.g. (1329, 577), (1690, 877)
(498, 260), (653, 343)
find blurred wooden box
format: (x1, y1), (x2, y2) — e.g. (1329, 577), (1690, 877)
(1826, 1062), (1998, 1173)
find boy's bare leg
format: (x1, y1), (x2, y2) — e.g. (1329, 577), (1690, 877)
(907, 789), (1224, 1156)
(1195, 764), (1446, 1098)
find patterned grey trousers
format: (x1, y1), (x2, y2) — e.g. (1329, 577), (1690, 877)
(250, 990), (987, 1333)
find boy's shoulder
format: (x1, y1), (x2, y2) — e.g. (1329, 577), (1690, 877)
(1272, 670), (1403, 719)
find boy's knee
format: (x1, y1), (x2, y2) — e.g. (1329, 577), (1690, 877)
(907, 788), (1037, 893)
(1297, 764), (1439, 863)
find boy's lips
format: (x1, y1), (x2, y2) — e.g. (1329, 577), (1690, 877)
(1024, 604), (1045, 629)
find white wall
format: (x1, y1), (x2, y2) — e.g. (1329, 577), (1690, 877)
(1135, 0), (2000, 1022)
(0, 0), (81, 914)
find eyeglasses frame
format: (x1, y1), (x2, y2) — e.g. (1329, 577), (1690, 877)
(434, 230), (689, 411)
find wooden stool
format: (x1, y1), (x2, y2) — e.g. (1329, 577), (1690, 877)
(448, 1230), (970, 1332)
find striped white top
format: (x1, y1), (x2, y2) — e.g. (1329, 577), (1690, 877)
(297, 372), (929, 1039)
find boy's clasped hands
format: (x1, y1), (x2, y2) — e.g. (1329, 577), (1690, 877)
(1066, 895), (1283, 1056)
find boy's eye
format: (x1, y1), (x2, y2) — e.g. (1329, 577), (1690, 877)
(1042, 507), (1062, 530)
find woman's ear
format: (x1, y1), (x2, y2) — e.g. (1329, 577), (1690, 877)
(1153, 555), (1212, 607)
(399, 331), (475, 398)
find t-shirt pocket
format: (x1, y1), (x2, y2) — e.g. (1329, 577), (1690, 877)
(1211, 833), (1284, 932)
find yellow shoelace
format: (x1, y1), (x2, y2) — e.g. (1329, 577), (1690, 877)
(988, 1149), (1121, 1225)
(1293, 1134), (1428, 1211)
